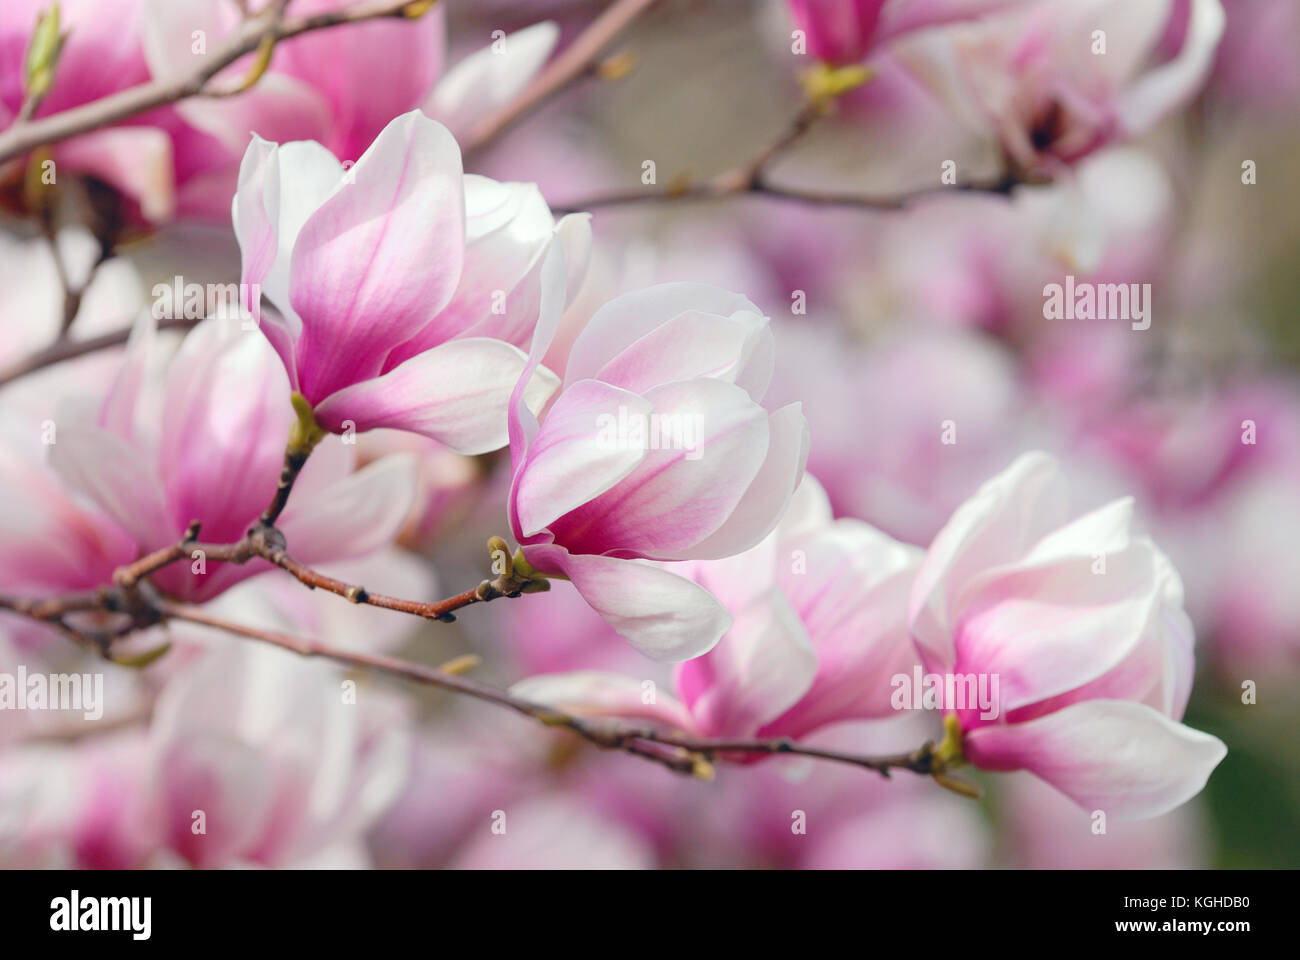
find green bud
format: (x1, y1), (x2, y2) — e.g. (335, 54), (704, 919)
(24, 4), (64, 101)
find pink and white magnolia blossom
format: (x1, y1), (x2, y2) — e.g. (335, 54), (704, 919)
(895, 0), (1226, 176)
(1, 559), (424, 869)
(0, 0), (216, 223)
(513, 475), (921, 742)
(48, 316), (418, 602)
(141, 1), (559, 219)
(505, 250), (810, 660)
(785, 0), (1029, 65)
(909, 452), (1226, 821)
(148, 595), (414, 868)
(233, 109), (585, 453)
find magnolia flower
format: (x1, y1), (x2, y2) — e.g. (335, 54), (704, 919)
(0, 236), (143, 604)
(142, 1), (559, 218)
(909, 452), (1226, 821)
(147, 579), (415, 868)
(512, 475), (921, 741)
(505, 250), (810, 660)
(234, 110), (582, 454)
(785, 0), (1030, 65)
(0, 417), (136, 601)
(0, 733), (155, 869)
(48, 317), (417, 602)
(0, 0), (208, 222)
(895, 0), (1226, 176)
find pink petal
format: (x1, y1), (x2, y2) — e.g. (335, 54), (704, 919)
(674, 402), (809, 560)
(428, 21), (559, 138)
(143, 0), (332, 151)
(157, 321), (293, 543)
(563, 284), (768, 396)
(384, 178), (562, 367)
(514, 379), (652, 537)
(908, 451), (1070, 671)
(507, 243), (571, 530)
(510, 671), (694, 730)
(260, 140), (345, 326)
(555, 552), (732, 662)
(762, 520), (923, 735)
(48, 425), (173, 551)
(54, 128), (175, 223)
(271, 0), (447, 161)
(675, 587), (816, 737)
(546, 378), (771, 558)
(232, 135), (280, 296)
(313, 338), (558, 455)
(590, 309), (768, 396)
(953, 541), (1162, 714)
(877, 0), (1034, 46)
(1117, 0), (1226, 134)
(290, 111), (465, 404)
(965, 699), (1227, 821)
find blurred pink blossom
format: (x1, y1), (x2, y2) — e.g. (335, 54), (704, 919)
(141, 2), (559, 218)
(784, 0), (1030, 66)
(896, 0), (1225, 176)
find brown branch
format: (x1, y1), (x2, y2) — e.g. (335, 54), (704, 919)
(0, 317), (200, 389)
(107, 511), (528, 626)
(159, 603), (943, 780)
(549, 91), (1018, 215)
(554, 167), (1018, 215)
(464, 0), (663, 154)
(0, 0), (433, 166)
(1, 526), (953, 786)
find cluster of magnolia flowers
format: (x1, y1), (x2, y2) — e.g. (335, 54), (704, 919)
(8, 104), (1223, 827)
(6, 0), (1288, 868)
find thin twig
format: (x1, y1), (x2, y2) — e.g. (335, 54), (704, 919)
(158, 603), (941, 780)
(549, 91), (1017, 214)
(551, 177), (1016, 214)
(465, 0), (663, 153)
(0, 522), (948, 784)
(0, 0), (431, 166)
(0, 317), (198, 389)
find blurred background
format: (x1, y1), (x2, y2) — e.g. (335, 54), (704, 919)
(2, 0), (1297, 868)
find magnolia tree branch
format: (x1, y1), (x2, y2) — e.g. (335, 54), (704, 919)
(0, 579), (946, 781)
(0, 0), (433, 166)
(0, 429), (961, 786)
(0, 317), (198, 389)
(553, 175), (1017, 214)
(553, 97), (1019, 214)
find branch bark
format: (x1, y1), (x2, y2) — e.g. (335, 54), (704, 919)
(0, 516), (948, 786)
(157, 603), (947, 781)
(0, 0), (429, 166)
